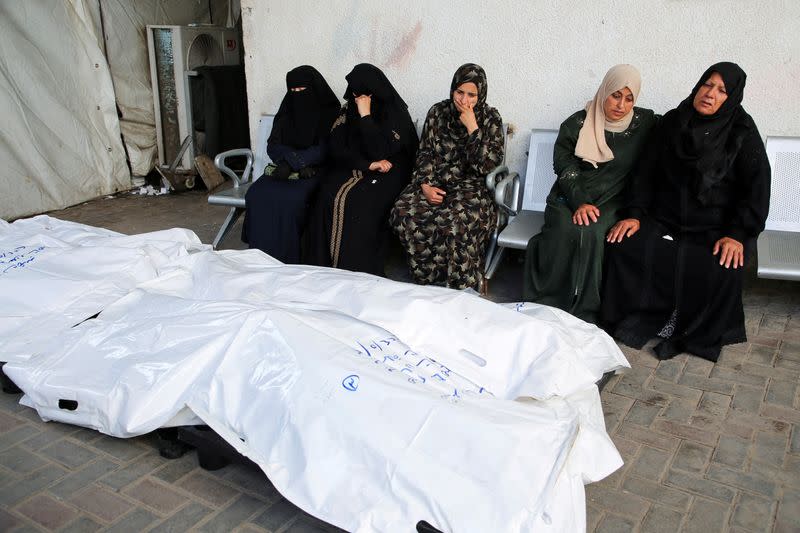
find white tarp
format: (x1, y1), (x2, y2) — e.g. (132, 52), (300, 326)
(0, 1), (239, 220)
(0, 215), (207, 362)
(4, 234), (629, 532)
(0, 1), (130, 220)
(142, 250), (629, 400)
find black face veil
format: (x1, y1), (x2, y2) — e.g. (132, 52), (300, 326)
(269, 65), (340, 149)
(342, 63), (407, 120)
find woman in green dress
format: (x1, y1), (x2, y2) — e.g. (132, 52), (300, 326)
(523, 64), (656, 323)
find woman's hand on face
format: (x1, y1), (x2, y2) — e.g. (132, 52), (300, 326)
(454, 100), (479, 133)
(354, 94), (372, 117)
(368, 160), (392, 173)
(606, 218), (640, 243)
(421, 183), (446, 205)
(713, 236), (744, 269)
(572, 204), (600, 226)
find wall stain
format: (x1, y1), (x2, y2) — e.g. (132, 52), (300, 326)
(384, 21), (422, 70)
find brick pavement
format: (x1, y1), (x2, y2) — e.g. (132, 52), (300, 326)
(589, 283), (800, 533)
(0, 389), (345, 532)
(1, 191), (798, 532)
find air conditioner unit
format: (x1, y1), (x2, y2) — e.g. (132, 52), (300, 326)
(147, 25), (240, 172)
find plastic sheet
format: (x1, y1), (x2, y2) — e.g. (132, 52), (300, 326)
(141, 250), (630, 400)
(5, 238), (627, 531)
(0, 215), (207, 362)
(7, 284), (621, 531)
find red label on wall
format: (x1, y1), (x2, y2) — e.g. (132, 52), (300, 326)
(226, 39), (237, 51)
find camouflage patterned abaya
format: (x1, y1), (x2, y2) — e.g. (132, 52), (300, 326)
(390, 64), (504, 290)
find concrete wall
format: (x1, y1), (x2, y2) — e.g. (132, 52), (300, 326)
(240, 0), (800, 176)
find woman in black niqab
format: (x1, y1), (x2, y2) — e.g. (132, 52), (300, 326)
(343, 63), (408, 116)
(307, 63), (418, 275)
(243, 65), (339, 263)
(600, 62), (771, 361)
(268, 65), (340, 156)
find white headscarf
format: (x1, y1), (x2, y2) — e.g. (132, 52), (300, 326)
(574, 64), (642, 168)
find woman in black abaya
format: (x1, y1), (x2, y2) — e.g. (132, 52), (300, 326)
(600, 62), (771, 361)
(243, 65), (340, 263)
(307, 63), (418, 275)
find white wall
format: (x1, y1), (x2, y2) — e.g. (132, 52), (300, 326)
(240, 0), (800, 177)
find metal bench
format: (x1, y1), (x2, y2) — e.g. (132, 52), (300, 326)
(485, 129), (558, 280)
(207, 115), (274, 249)
(480, 129), (800, 284)
(208, 117), (514, 284)
(757, 136), (800, 281)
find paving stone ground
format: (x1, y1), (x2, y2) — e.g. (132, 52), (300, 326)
(1, 190), (798, 532)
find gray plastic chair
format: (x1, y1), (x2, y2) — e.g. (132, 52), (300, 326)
(484, 129), (558, 282)
(757, 135), (800, 281)
(207, 114), (274, 249)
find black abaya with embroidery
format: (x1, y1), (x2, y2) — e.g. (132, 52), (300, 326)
(307, 64), (418, 275)
(600, 63), (771, 361)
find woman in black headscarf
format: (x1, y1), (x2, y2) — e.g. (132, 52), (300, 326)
(243, 65), (340, 263)
(307, 63), (418, 275)
(600, 62), (771, 361)
(390, 63), (504, 290)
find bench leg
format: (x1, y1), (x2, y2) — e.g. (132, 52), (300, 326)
(212, 207), (244, 249)
(483, 233), (499, 278)
(484, 245), (506, 281)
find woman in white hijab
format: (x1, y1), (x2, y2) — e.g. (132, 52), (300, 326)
(523, 64), (657, 323)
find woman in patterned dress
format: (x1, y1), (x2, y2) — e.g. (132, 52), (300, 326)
(390, 63), (504, 290)
(523, 64), (656, 323)
(307, 63), (418, 275)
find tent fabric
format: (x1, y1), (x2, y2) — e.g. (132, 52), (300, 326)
(0, 1), (239, 220)
(0, 1), (130, 221)
(0, 215), (207, 362)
